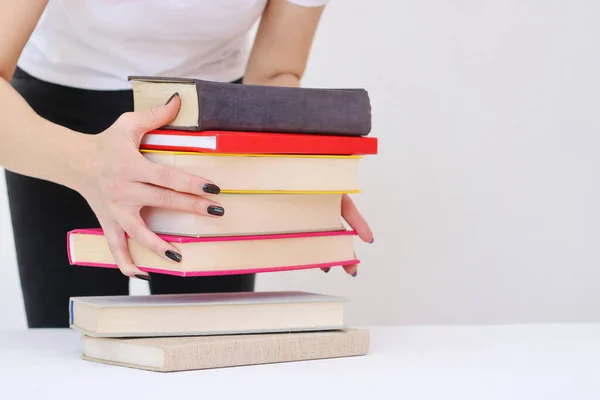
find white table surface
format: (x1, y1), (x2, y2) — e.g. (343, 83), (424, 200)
(1, 324), (600, 400)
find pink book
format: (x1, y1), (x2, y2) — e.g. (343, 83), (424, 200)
(67, 228), (359, 277)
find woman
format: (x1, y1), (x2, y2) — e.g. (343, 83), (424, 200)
(0, 0), (373, 328)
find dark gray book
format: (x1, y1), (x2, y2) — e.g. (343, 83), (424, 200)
(128, 76), (371, 136)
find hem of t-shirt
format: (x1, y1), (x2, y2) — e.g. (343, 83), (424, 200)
(16, 60), (247, 91)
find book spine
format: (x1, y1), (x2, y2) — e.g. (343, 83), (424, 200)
(195, 81), (372, 136)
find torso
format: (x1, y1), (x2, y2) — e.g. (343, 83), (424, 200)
(18, 0), (269, 90)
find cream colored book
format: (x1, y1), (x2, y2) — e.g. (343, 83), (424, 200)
(141, 150), (362, 193)
(70, 291), (348, 338)
(81, 328), (370, 372)
(67, 229), (358, 277)
(140, 193), (344, 237)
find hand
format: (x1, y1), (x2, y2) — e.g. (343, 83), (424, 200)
(75, 93), (224, 279)
(322, 194), (374, 277)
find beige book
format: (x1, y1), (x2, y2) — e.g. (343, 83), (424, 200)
(141, 151), (361, 192)
(70, 291), (348, 338)
(81, 328), (370, 372)
(67, 229), (358, 277)
(140, 193), (344, 237)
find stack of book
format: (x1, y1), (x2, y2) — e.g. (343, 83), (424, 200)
(66, 77), (377, 371)
(69, 291), (370, 372)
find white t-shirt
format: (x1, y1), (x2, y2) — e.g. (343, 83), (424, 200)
(17, 0), (329, 90)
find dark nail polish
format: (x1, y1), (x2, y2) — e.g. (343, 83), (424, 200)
(203, 183), (221, 194)
(135, 274), (151, 281)
(207, 205), (225, 216)
(323, 268), (330, 273)
(369, 238), (374, 244)
(165, 250), (182, 262)
(351, 271), (358, 277)
(165, 92), (179, 105)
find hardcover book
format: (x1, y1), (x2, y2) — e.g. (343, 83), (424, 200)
(140, 193), (346, 237)
(81, 328), (370, 372)
(129, 76), (372, 135)
(70, 291), (347, 338)
(140, 129), (378, 155)
(67, 229), (359, 276)
(141, 150), (363, 193)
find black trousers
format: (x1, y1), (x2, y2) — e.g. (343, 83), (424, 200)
(5, 68), (254, 328)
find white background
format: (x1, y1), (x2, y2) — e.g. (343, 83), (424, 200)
(1, 0), (600, 329)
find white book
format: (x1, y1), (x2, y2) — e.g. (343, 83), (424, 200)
(69, 291), (348, 338)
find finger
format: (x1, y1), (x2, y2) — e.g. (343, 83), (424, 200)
(139, 184), (225, 217)
(343, 251), (359, 277)
(103, 223), (149, 280)
(341, 194), (374, 243)
(120, 214), (184, 264)
(343, 264), (358, 276)
(116, 92), (181, 143)
(138, 161), (221, 197)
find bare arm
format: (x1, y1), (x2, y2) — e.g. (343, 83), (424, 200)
(0, 2), (224, 279)
(0, 1), (46, 81)
(244, 0), (374, 276)
(0, 1), (89, 188)
(243, 0), (324, 87)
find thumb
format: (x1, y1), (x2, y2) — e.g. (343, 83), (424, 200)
(123, 92), (181, 140)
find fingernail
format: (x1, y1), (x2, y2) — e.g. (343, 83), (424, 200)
(135, 274), (151, 281)
(207, 205), (225, 216)
(369, 238), (374, 244)
(351, 271), (358, 277)
(323, 268), (331, 273)
(165, 92), (179, 105)
(165, 250), (182, 262)
(203, 183), (221, 194)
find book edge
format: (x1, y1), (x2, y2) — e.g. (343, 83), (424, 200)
(70, 291), (350, 308)
(72, 324), (348, 338)
(82, 354), (167, 372)
(67, 228), (358, 243)
(69, 259), (361, 277)
(128, 75), (369, 93)
(140, 149), (365, 159)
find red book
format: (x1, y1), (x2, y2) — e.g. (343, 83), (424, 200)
(140, 129), (378, 155)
